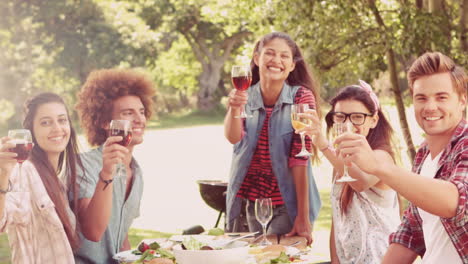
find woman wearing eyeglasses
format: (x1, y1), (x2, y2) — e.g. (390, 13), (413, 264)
(297, 82), (401, 264)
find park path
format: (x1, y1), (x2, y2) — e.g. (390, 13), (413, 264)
(130, 124), (333, 233)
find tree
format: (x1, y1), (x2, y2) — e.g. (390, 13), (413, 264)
(134, 0), (253, 111)
(256, 0), (466, 161)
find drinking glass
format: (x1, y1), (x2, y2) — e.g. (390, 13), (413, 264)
(231, 65), (252, 118)
(333, 122), (357, 182)
(109, 120), (132, 178)
(291, 104), (312, 157)
(255, 198), (273, 246)
(8, 129), (33, 191)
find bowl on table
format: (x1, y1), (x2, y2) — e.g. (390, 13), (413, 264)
(173, 240), (249, 264)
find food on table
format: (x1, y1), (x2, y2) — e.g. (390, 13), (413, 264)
(207, 227), (225, 236)
(250, 244), (300, 264)
(262, 244), (287, 258)
(144, 258), (174, 264)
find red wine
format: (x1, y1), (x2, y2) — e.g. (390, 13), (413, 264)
(109, 129), (132, 147)
(232, 76), (252, 91)
(10, 142), (33, 163)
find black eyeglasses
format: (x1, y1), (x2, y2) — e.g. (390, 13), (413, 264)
(331, 112), (373, 125)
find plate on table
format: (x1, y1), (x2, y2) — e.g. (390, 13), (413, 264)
(169, 234), (214, 243)
(113, 249), (150, 263)
(247, 245), (302, 264)
(113, 238), (171, 263)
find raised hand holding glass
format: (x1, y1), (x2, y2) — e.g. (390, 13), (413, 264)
(231, 65), (252, 118)
(109, 120), (132, 178)
(8, 129), (33, 191)
(332, 122), (357, 183)
(291, 104), (312, 157)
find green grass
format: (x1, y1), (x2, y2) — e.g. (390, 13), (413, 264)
(315, 189), (332, 231)
(0, 233), (9, 264)
(128, 228), (174, 248)
(147, 107), (226, 130)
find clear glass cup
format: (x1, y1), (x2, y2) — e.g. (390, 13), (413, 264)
(255, 197), (273, 246)
(231, 65), (252, 118)
(8, 129), (33, 191)
(291, 104), (312, 157)
(333, 122), (357, 182)
(109, 120), (132, 178)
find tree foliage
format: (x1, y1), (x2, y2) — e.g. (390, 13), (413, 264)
(0, 0), (465, 137)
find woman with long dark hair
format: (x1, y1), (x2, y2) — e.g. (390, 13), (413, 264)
(298, 82), (401, 263)
(0, 92), (81, 263)
(224, 32), (322, 244)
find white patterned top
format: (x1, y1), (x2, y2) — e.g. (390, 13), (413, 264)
(0, 161), (75, 264)
(331, 182), (400, 264)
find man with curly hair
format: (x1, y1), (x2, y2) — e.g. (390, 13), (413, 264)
(74, 69), (155, 263)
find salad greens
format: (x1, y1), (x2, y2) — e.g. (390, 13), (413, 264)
(269, 252), (291, 263)
(182, 237), (207, 250)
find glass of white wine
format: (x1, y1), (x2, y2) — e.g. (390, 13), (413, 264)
(255, 198), (273, 246)
(333, 122), (357, 182)
(291, 104), (312, 157)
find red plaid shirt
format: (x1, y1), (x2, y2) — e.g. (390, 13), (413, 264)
(389, 119), (468, 262)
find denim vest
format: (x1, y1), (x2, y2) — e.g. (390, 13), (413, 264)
(226, 82), (321, 230)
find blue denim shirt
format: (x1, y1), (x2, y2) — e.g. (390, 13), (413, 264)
(73, 146), (143, 264)
(226, 82), (321, 230)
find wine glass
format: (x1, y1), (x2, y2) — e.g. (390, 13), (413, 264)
(291, 104), (312, 157)
(8, 129), (33, 191)
(333, 122), (357, 183)
(231, 65), (252, 118)
(255, 198), (273, 246)
(109, 120), (132, 178)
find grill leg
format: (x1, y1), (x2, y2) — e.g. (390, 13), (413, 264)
(215, 210), (224, 228)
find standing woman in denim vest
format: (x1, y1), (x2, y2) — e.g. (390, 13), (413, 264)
(224, 32), (322, 245)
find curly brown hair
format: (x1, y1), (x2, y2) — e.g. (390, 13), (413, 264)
(76, 69), (155, 146)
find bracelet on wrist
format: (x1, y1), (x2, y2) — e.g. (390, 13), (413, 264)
(319, 142), (334, 152)
(0, 180), (12, 194)
(99, 174), (114, 191)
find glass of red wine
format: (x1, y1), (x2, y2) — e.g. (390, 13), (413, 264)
(231, 65), (252, 118)
(109, 120), (132, 178)
(8, 129), (33, 191)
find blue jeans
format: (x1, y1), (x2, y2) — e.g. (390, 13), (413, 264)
(245, 199), (293, 235)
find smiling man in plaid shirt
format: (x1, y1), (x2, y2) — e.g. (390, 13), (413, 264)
(335, 51), (467, 263)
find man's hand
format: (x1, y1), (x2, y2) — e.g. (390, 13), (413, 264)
(101, 136), (129, 179)
(334, 132), (381, 175)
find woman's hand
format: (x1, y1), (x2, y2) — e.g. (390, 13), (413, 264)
(101, 136), (129, 179)
(227, 89), (248, 110)
(0, 137), (18, 171)
(286, 215), (313, 245)
(0, 137), (18, 184)
(296, 109), (328, 150)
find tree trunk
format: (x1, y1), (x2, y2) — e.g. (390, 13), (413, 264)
(461, 0), (468, 53)
(428, 0), (452, 52)
(387, 49), (416, 161)
(368, 0), (417, 162)
(197, 60), (223, 111)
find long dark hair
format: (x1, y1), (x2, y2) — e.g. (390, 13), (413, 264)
(22, 92), (81, 250)
(250, 32), (322, 117)
(325, 85), (395, 215)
